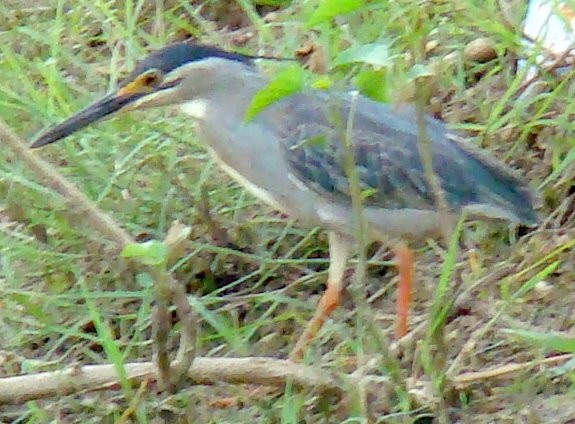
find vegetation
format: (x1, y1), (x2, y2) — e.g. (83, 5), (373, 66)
(1, 0), (574, 422)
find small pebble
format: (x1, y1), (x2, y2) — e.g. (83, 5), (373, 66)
(464, 37), (498, 62)
(534, 280), (553, 298)
(425, 39), (439, 53)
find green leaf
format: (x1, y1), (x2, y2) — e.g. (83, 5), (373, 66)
(12, 293), (48, 322)
(254, 0), (291, 5)
(360, 187), (379, 200)
(188, 296), (246, 354)
(332, 43), (391, 68)
(428, 213), (466, 336)
(244, 66), (305, 122)
(540, 147), (575, 189)
(503, 329), (575, 353)
(120, 240), (168, 266)
(311, 75), (333, 90)
(79, 278), (133, 398)
(406, 63), (434, 80)
(354, 68), (388, 102)
(513, 261), (559, 299)
(288, 134), (328, 151)
(307, 0), (363, 26)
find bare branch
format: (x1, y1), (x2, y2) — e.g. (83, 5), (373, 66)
(0, 357), (346, 404)
(2, 352), (569, 405)
(0, 120), (133, 247)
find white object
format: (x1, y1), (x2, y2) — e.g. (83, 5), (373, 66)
(522, 0), (575, 78)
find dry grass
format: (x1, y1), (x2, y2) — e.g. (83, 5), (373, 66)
(0, 0), (574, 423)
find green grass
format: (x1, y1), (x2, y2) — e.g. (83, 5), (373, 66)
(1, 0), (574, 422)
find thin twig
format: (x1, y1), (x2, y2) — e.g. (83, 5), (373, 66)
(116, 378), (149, 424)
(343, 91), (369, 415)
(0, 120), (133, 247)
(414, 81), (452, 244)
(412, 30), (452, 424)
(452, 353), (573, 389)
(168, 273), (197, 386)
(517, 45), (575, 94)
(340, 91), (410, 408)
(152, 267), (173, 390)
(163, 220), (197, 383)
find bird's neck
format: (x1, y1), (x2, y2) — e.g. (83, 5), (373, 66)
(180, 69), (267, 123)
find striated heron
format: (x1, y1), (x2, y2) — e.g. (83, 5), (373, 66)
(31, 43), (538, 361)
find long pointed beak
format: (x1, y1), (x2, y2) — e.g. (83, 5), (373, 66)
(30, 90), (145, 148)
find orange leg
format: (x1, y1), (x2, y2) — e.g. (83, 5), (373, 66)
(290, 232), (350, 361)
(394, 243), (413, 339)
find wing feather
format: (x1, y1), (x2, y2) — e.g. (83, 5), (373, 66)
(271, 91), (536, 224)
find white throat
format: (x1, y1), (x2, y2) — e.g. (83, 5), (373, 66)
(180, 98), (209, 120)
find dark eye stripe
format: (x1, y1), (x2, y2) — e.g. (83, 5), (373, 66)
(158, 77), (182, 91)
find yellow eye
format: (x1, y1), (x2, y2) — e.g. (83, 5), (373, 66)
(117, 68), (165, 97)
(140, 69), (163, 88)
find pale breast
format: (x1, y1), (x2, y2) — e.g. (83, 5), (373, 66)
(206, 147), (286, 212)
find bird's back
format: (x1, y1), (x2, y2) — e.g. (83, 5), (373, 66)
(271, 91), (538, 227)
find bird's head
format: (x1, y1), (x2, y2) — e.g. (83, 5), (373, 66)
(31, 43), (253, 148)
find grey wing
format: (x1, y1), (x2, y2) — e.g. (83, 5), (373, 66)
(275, 92), (537, 224)
(283, 121), (437, 210)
